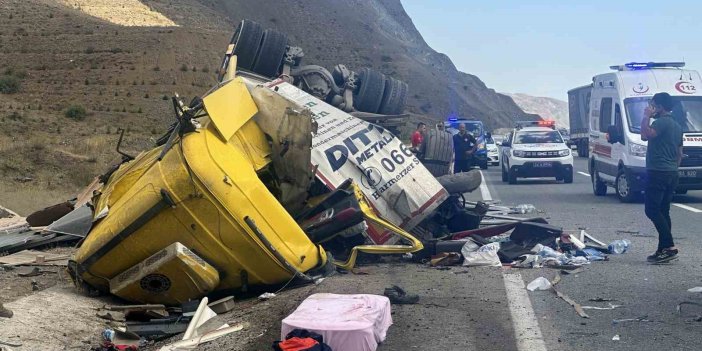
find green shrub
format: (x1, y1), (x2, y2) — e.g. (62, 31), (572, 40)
(0, 75), (20, 94)
(64, 105), (87, 120)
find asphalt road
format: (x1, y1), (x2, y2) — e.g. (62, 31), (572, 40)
(474, 157), (702, 351)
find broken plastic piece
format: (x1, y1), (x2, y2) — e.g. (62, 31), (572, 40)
(527, 277), (552, 291)
(513, 204), (536, 214)
(159, 323), (244, 351)
(182, 298), (217, 340)
(612, 335), (620, 341)
(259, 292), (277, 300)
(687, 287), (702, 293)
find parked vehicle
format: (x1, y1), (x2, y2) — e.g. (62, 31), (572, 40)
(444, 118), (489, 169)
(568, 85), (592, 157)
(578, 62), (702, 202)
(486, 135), (500, 166)
(500, 120), (574, 184)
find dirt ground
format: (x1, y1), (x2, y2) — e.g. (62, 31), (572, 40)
(1, 256), (517, 351)
(0, 246), (75, 304)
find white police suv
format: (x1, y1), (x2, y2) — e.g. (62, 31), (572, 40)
(501, 121), (574, 184)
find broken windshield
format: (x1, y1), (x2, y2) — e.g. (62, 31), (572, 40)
(625, 96), (702, 133)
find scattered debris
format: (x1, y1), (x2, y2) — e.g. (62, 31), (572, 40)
(96, 310), (126, 322)
(273, 329), (332, 351)
(687, 287), (702, 293)
(616, 230), (654, 237)
(384, 285), (419, 304)
(554, 288), (589, 318)
(0, 303), (13, 318)
(551, 274), (562, 287)
(0, 250), (70, 267)
(0, 339), (21, 348)
(612, 334), (620, 341)
(208, 296), (236, 314)
(159, 323), (245, 350)
(612, 316), (651, 325)
(527, 277), (552, 291)
(562, 267), (585, 275)
(259, 293), (277, 301)
(582, 303), (622, 310)
(589, 297), (615, 302)
(99, 328), (141, 350)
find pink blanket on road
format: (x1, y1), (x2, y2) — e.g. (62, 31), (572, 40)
(281, 293), (393, 351)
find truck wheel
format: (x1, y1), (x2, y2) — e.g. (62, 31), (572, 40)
(353, 68), (386, 113)
(421, 129), (453, 177)
(577, 141), (589, 158)
(564, 170), (573, 184)
(616, 169), (637, 202)
(252, 29), (288, 77)
(230, 20), (264, 71)
(591, 168), (607, 196)
(378, 77), (408, 115)
(508, 169), (517, 184)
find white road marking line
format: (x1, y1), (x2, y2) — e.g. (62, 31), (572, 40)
(478, 170), (548, 351)
(478, 170), (492, 201)
(577, 171), (590, 177)
(503, 272), (549, 351)
(672, 203), (702, 213)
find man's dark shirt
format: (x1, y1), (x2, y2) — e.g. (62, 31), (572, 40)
(646, 115), (683, 171)
(453, 132), (477, 160)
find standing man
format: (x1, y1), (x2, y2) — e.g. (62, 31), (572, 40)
(411, 122), (426, 151)
(640, 92), (683, 264)
(453, 123), (478, 173)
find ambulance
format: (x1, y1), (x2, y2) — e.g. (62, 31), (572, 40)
(581, 62), (702, 202)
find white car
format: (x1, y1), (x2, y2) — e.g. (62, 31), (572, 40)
(486, 136), (499, 166)
(501, 122), (574, 184)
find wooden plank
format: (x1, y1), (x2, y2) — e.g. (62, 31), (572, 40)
(0, 250), (70, 266)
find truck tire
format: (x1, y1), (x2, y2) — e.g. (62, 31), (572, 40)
(378, 77), (408, 115)
(479, 160), (488, 170)
(230, 20), (264, 71)
(252, 29), (288, 77)
(616, 168), (637, 202)
(591, 166), (607, 196)
(436, 170), (481, 194)
(577, 141), (589, 158)
(421, 129), (453, 177)
(353, 68), (386, 113)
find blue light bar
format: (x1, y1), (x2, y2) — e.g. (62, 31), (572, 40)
(610, 62), (685, 71)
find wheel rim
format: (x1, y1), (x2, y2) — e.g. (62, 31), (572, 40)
(617, 173), (629, 198)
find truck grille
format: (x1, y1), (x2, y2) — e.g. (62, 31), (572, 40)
(523, 151), (562, 158)
(681, 147), (702, 167)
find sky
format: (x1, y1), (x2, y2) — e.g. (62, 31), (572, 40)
(401, 0), (700, 101)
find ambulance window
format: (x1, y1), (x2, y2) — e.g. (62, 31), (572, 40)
(614, 104), (625, 144)
(599, 98), (612, 132)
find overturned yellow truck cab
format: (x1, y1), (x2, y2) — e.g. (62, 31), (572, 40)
(69, 77), (423, 305)
(71, 78), (329, 304)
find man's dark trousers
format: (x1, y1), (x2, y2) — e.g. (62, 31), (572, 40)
(454, 157), (473, 173)
(645, 170), (678, 251)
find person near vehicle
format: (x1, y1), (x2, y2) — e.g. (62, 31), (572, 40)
(640, 92), (683, 264)
(453, 123), (478, 173)
(411, 122), (426, 150)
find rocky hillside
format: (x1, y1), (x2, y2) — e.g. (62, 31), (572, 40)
(0, 0), (534, 213)
(507, 93), (569, 128)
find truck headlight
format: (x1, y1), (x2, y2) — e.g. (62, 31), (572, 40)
(513, 150), (525, 157)
(630, 143), (647, 157)
(558, 149), (570, 157)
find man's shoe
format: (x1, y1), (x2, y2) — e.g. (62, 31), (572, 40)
(647, 248), (679, 264)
